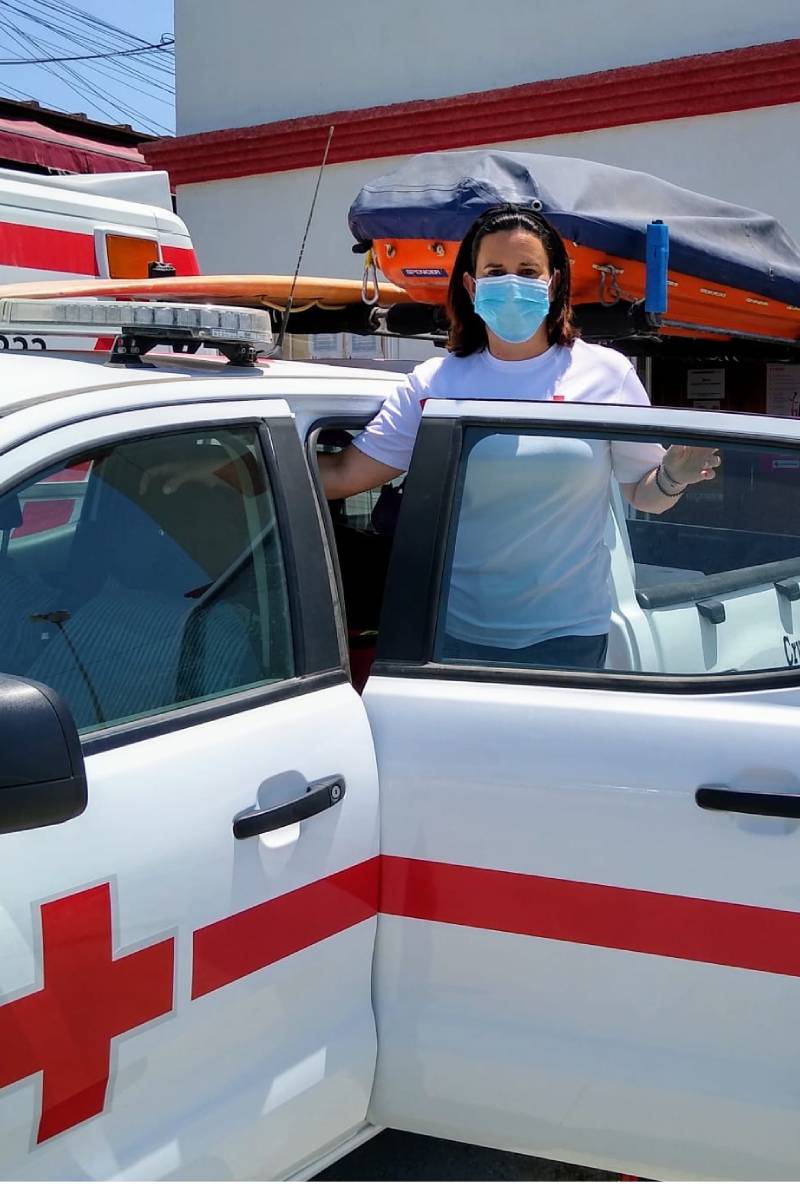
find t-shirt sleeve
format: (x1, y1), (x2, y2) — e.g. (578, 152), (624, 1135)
(610, 365), (665, 483)
(352, 369), (426, 471)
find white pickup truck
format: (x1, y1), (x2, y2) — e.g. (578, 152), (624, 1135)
(1, 300), (800, 1182)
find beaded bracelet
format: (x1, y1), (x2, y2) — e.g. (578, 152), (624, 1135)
(660, 461), (687, 491)
(655, 464), (686, 498)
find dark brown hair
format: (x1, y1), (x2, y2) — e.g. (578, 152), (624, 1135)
(446, 204), (578, 356)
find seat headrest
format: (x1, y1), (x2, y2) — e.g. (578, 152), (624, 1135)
(0, 494), (23, 532)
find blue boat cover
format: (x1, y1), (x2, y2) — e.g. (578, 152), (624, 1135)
(349, 151), (800, 306)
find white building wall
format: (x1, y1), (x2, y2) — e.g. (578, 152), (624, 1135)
(175, 0), (800, 135)
(178, 104), (800, 280)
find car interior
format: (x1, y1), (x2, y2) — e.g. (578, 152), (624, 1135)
(0, 431), (291, 731)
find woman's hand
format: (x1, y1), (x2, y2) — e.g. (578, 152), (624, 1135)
(138, 460), (228, 496)
(661, 445), (721, 487)
(138, 451), (263, 498)
(625, 444), (721, 514)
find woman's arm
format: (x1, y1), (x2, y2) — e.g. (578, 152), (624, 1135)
(622, 445), (720, 513)
(318, 444), (404, 500)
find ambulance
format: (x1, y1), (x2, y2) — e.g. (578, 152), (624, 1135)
(1, 277), (800, 1182)
(0, 167), (198, 347)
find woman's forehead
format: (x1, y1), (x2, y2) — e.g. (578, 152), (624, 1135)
(476, 228), (548, 265)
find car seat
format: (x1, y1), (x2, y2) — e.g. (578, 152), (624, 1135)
(29, 483), (262, 729)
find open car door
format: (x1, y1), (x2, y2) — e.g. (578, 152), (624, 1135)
(365, 399), (800, 1183)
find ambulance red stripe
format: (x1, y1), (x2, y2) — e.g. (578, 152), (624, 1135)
(380, 855), (800, 977)
(192, 853), (800, 1000)
(191, 855), (380, 999)
(0, 221), (97, 274)
(0, 221), (199, 275)
(162, 246), (200, 274)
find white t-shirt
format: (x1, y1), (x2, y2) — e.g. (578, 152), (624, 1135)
(354, 339), (664, 648)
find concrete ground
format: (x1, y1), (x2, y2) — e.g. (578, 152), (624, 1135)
(314, 1130), (616, 1181)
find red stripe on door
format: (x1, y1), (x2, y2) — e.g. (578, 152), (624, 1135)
(380, 856), (800, 978)
(191, 856), (380, 999)
(0, 222), (97, 274)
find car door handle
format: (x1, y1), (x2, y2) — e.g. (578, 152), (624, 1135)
(696, 786), (800, 820)
(233, 775), (346, 839)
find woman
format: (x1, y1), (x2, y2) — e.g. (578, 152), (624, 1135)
(319, 204), (719, 669)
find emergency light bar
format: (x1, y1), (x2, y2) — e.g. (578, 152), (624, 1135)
(0, 298), (273, 364)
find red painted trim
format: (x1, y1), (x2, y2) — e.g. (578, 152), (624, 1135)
(191, 856), (380, 999)
(0, 222), (97, 274)
(143, 39), (800, 185)
(380, 856), (800, 978)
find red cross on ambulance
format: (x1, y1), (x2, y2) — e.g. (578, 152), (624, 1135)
(0, 884), (174, 1143)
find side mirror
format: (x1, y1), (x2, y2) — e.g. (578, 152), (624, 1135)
(0, 674), (87, 834)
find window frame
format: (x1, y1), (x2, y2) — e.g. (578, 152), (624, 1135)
(374, 414), (800, 696)
(0, 414), (345, 755)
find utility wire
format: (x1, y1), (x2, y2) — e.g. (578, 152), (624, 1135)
(15, 2), (176, 99)
(0, 17), (126, 124)
(45, 0), (168, 50)
(0, 14), (172, 131)
(0, 0), (175, 133)
(30, 0), (175, 75)
(1, 22), (174, 108)
(0, 38), (173, 65)
(15, 6), (175, 95)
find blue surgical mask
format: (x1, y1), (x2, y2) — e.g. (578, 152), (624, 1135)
(473, 274), (551, 344)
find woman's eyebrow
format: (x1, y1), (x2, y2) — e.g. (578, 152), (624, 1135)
(482, 258), (543, 267)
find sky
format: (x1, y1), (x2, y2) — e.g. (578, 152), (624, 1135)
(0, 0), (175, 136)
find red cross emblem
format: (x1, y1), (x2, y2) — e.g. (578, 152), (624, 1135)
(0, 884), (174, 1143)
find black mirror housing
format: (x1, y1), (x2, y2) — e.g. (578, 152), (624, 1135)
(0, 674), (87, 834)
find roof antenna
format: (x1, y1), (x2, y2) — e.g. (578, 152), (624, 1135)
(274, 124), (335, 357)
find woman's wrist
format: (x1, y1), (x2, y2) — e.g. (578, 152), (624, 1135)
(660, 460), (688, 490)
(655, 463), (686, 497)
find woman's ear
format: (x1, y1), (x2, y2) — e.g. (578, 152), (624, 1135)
(549, 268), (561, 300)
(463, 271), (476, 302)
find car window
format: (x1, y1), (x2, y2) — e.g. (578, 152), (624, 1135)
(0, 426), (294, 733)
(434, 426), (800, 678)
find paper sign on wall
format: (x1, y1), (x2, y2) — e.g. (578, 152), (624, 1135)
(347, 334), (381, 358)
(687, 368), (725, 402)
(310, 333), (345, 358)
(766, 363), (800, 417)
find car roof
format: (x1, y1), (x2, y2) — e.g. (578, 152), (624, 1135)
(0, 349), (405, 419)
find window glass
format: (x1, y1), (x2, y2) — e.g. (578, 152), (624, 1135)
(0, 426), (294, 732)
(435, 427), (800, 677)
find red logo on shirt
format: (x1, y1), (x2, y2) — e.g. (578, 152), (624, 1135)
(553, 394), (565, 402)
